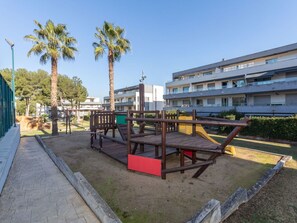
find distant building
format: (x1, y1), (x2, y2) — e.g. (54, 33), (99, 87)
(36, 96), (102, 117)
(103, 84), (164, 111)
(164, 43), (297, 116)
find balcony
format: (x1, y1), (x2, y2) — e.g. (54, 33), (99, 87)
(164, 77), (297, 99)
(166, 57), (297, 88)
(102, 101), (134, 106)
(164, 104), (297, 116)
(104, 91), (137, 100)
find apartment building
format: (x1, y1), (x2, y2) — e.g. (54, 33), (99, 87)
(164, 43), (297, 116)
(36, 97), (102, 117)
(103, 84), (164, 111)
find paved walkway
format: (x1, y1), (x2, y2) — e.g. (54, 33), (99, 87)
(0, 137), (100, 223)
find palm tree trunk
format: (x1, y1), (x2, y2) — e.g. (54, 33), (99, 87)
(51, 57), (59, 135)
(108, 51), (115, 111)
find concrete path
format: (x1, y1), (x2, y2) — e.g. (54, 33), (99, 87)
(0, 137), (100, 223)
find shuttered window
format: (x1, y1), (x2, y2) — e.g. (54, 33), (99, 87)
(254, 95), (271, 106)
(286, 94), (297, 105)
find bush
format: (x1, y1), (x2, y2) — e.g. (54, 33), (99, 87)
(83, 114), (90, 121)
(217, 109), (244, 134)
(217, 109), (244, 120)
(241, 116), (297, 141)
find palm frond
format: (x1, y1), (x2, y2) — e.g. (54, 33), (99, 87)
(25, 19), (77, 62)
(40, 53), (50, 64)
(94, 46), (105, 60)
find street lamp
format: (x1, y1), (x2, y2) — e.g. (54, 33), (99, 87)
(5, 38), (16, 127)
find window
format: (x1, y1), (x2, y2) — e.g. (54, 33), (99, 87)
(207, 98), (215, 105)
(266, 58), (277, 64)
(183, 100), (190, 107)
(183, 86), (190, 92)
(172, 88), (178, 93)
(286, 94), (297, 105)
(196, 99), (203, 106)
(238, 64), (248, 69)
(207, 83), (215, 90)
(232, 97), (246, 106)
(221, 98), (228, 107)
(223, 66), (237, 72)
(203, 71), (213, 76)
(172, 100), (178, 106)
(195, 84), (203, 91)
(222, 81), (228, 89)
(189, 75), (195, 79)
(254, 95), (271, 106)
(128, 98), (133, 102)
(233, 79), (245, 88)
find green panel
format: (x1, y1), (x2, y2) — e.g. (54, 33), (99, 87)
(0, 73), (13, 138)
(116, 114), (127, 124)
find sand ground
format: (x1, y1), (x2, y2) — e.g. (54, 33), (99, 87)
(42, 131), (281, 223)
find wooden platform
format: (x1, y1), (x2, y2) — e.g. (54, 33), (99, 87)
(98, 138), (177, 165)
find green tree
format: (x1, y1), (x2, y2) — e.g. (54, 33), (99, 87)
(93, 21), (130, 111)
(24, 20), (77, 135)
(1, 68), (50, 116)
(58, 74), (75, 108)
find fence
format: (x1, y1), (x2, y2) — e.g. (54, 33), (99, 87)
(0, 73), (14, 138)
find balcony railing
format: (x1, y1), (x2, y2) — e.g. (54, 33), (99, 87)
(171, 55), (297, 82)
(166, 76), (297, 95)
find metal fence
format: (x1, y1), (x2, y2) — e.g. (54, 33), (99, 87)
(0, 73), (13, 138)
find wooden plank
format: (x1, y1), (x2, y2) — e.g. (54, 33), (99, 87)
(162, 160), (214, 174)
(128, 154), (161, 176)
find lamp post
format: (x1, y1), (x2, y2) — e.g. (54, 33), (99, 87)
(5, 38), (16, 127)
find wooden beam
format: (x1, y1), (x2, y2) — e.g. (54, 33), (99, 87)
(162, 160), (214, 174)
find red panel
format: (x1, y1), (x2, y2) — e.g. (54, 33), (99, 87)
(128, 154), (161, 176)
(184, 150), (193, 157)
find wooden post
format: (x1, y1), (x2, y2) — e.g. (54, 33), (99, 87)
(139, 83), (145, 112)
(161, 110), (167, 179)
(176, 110), (180, 132)
(127, 110), (132, 154)
(192, 109), (196, 136)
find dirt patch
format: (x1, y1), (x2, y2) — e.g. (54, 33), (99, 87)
(42, 132), (281, 223)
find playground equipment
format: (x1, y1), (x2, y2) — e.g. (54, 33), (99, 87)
(91, 109), (248, 179)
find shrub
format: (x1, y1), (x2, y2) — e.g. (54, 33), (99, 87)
(217, 109), (244, 120)
(83, 114), (90, 121)
(241, 116), (297, 141)
(217, 109), (244, 133)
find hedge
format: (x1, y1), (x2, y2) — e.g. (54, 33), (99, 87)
(240, 116), (297, 141)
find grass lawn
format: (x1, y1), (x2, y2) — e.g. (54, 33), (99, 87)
(211, 134), (297, 160)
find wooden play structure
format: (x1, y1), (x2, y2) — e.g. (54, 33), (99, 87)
(90, 109), (250, 179)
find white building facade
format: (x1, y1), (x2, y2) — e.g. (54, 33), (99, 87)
(103, 84), (164, 111)
(164, 43), (297, 116)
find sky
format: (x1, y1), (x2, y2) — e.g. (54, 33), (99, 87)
(1, 0), (297, 101)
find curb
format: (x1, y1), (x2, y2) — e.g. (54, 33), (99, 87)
(0, 125), (20, 194)
(187, 155), (292, 223)
(35, 135), (122, 223)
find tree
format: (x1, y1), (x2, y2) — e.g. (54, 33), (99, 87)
(25, 20), (77, 135)
(1, 68), (51, 116)
(93, 21), (130, 111)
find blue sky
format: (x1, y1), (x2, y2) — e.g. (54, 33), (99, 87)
(1, 0), (297, 100)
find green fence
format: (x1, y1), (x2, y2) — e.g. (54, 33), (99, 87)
(0, 73), (13, 138)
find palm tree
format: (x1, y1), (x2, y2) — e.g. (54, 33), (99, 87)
(93, 21), (130, 111)
(25, 20), (77, 135)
